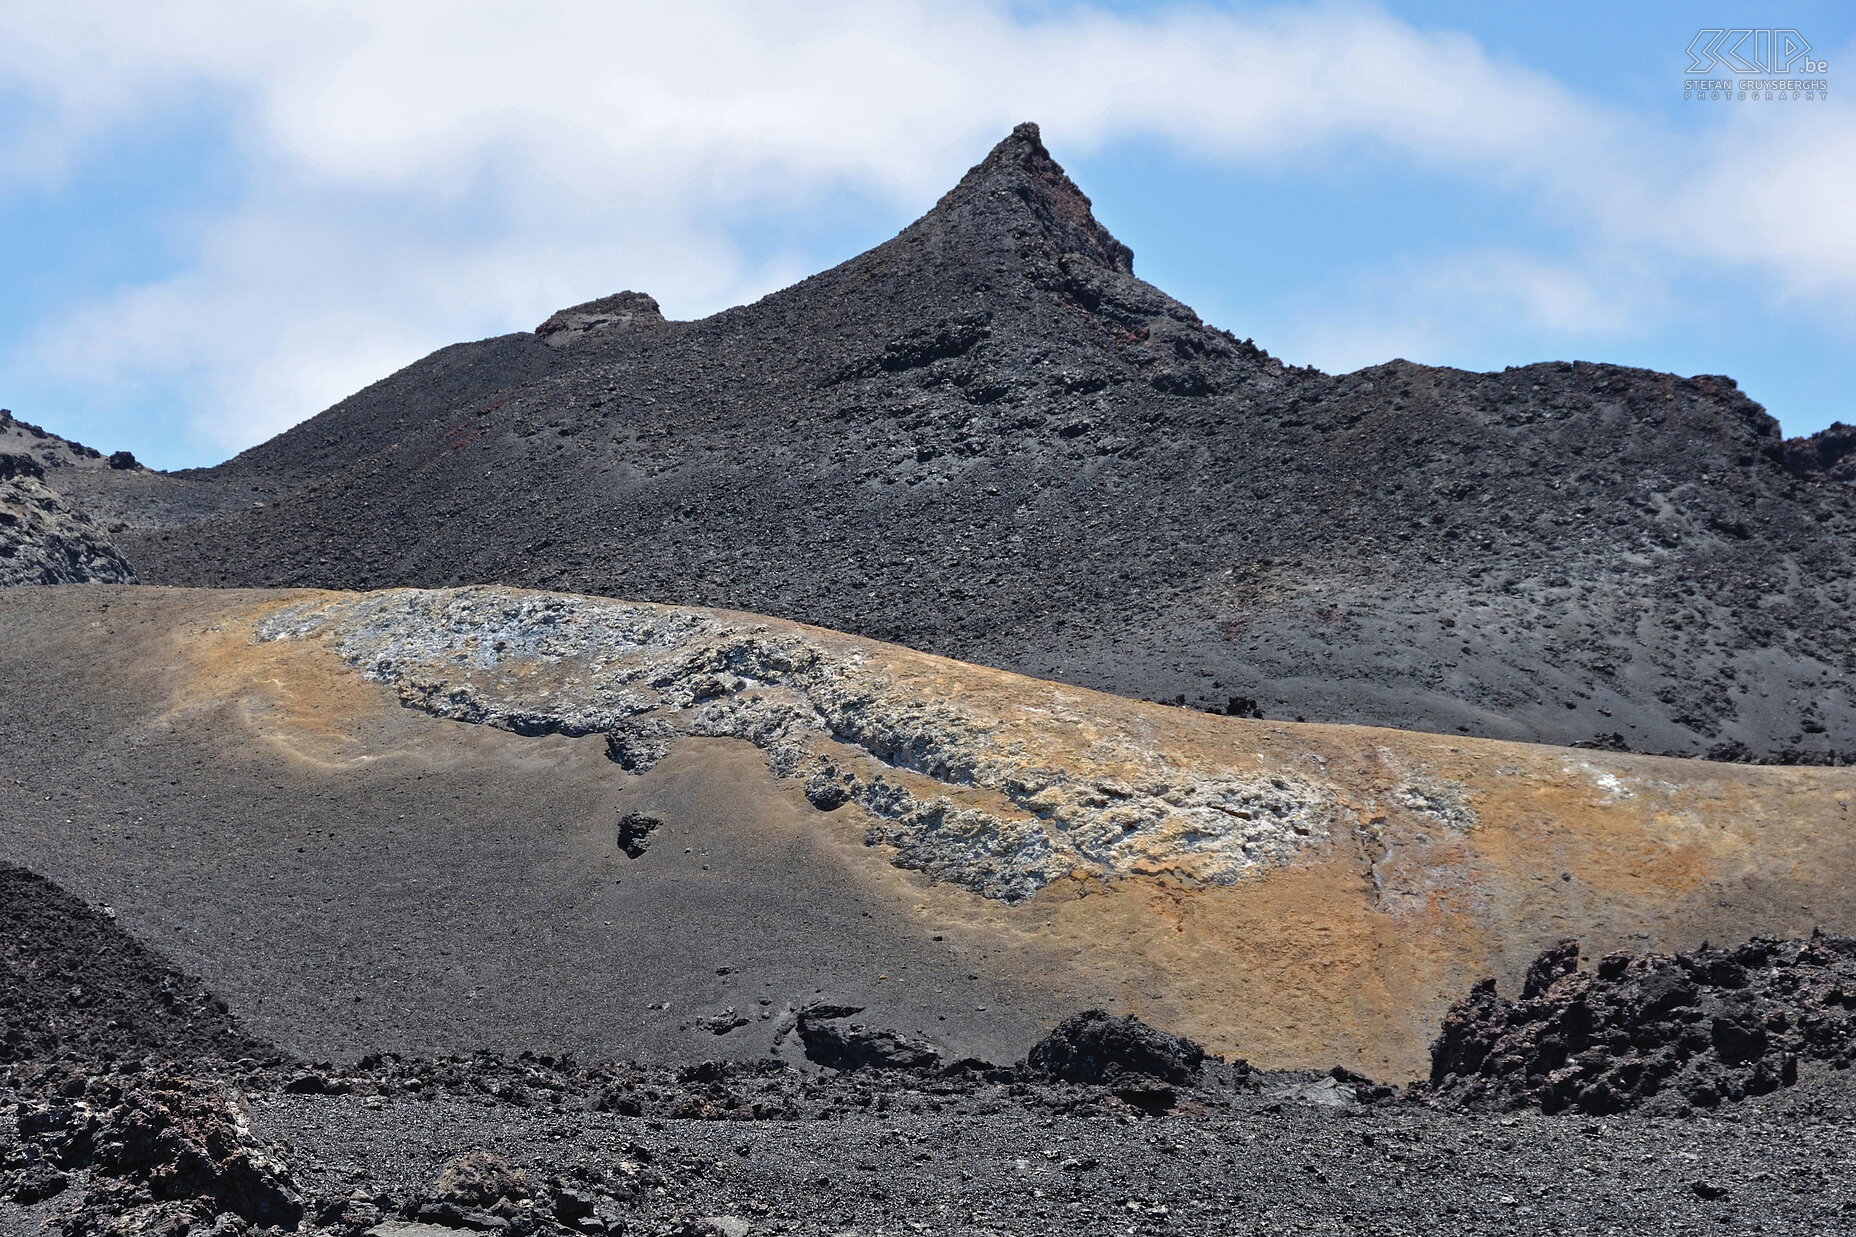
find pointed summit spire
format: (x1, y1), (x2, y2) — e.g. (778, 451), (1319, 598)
(808, 121), (1291, 400)
(924, 122), (1135, 274)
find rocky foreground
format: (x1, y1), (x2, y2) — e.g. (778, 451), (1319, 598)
(7, 1051), (1856, 1237)
(6, 860), (1856, 1236)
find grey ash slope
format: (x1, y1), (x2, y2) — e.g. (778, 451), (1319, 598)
(113, 124), (1856, 760)
(204, 331), (561, 491)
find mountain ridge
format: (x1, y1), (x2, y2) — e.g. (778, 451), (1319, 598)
(9, 123), (1850, 762)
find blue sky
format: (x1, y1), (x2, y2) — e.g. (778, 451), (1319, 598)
(1, 1), (1851, 469)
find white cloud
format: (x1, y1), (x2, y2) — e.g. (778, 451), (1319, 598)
(22, 195), (807, 451)
(1669, 102), (1856, 302)
(1, 1), (1852, 460)
(2, 2), (1602, 198)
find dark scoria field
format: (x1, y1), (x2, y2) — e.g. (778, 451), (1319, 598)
(31, 123), (1852, 761)
(6, 863), (1856, 1236)
(12, 1061), (1856, 1237)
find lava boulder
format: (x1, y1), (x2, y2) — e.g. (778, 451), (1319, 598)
(1026, 1009), (1207, 1084)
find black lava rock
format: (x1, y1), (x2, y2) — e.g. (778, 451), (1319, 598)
(2, 1160), (68, 1205)
(0, 452), (45, 482)
(1424, 933), (1856, 1114)
(553, 1186), (598, 1225)
(12, 1065), (304, 1229)
(615, 812), (660, 859)
(1026, 1009), (1206, 1084)
(794, 1006), (940, 1071)
(435, 1149), (530, 1208)
(1780, 420), (1856, 484)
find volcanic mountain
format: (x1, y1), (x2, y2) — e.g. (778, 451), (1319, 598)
(66, 124), (1856, 760)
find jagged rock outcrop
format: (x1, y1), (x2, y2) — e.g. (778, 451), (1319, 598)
(8, 1063), (304, 1232)
(1026, 1010), (1207, 1084)
(62, 123), (1851, 763)
(0, 407), (124, 473)
(1781, 420), (1856, 485)
(1423, 935), (1856, 1114)
(535, 290), (665, 347)
(0, 453), (137, 586)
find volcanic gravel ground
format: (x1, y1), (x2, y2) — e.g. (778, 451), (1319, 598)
(6, 861), (1856, 1235)
(238, 1076), (1856, 1236)
(51, 125), (1854, 761)
(6, 1061), (1856, 1236)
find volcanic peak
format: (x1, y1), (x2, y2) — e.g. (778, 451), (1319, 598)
(926, 121), (1136, 275)
(824, 121), (1293, 399)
